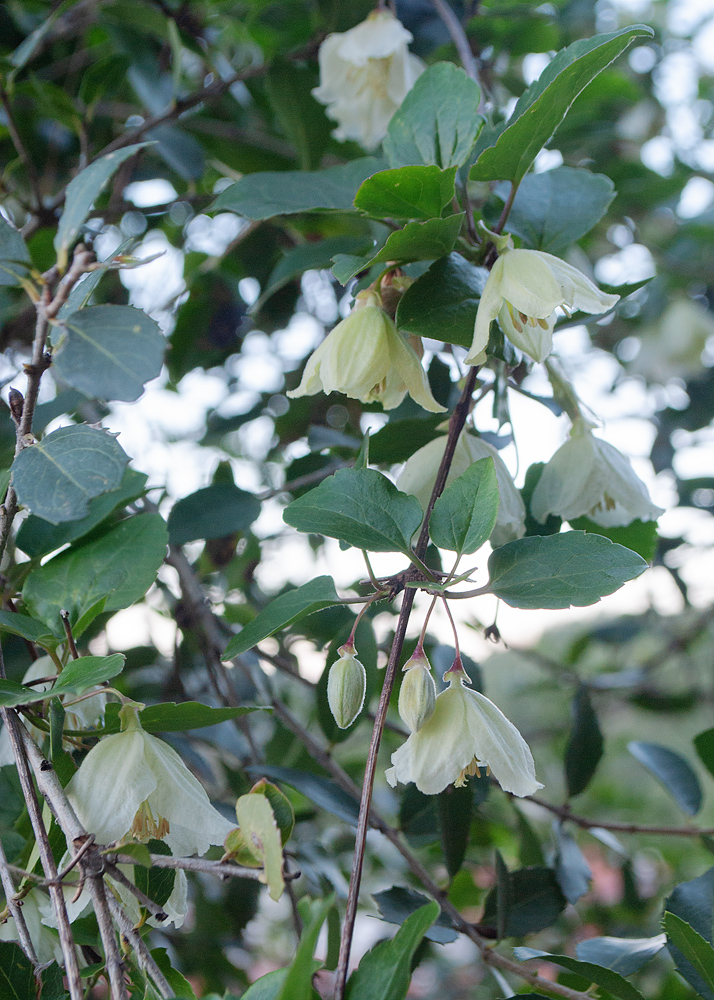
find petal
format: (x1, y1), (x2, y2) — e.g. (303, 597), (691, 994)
(530, 432), (597, 523)
(397, 434), (473, 510)
(499, 250), (564, 318)
(66, 730), (157, 846)
(464, 689), (543, 797)
(465, 256), (505, 365)
(589, 436), (664, 525)
(142, 734), (236, 856)
(286, 338), (329, 398)
(498, 302), (554, 363)
(387, 324), (446, 413)
(338, 13), (413, 65)
(542, 254), (619, 315)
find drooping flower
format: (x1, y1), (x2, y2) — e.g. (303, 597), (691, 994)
(465, 239), (620, 365)
(397, 431), (526, 547)
(530, 417), (664, 527)
(312, 11), (424, 150)
(386, 660), (542, 797)
(65, 703), (235, 857)
(398, 646), (437, 733)
(631, 298), (714, 383)
(327, 642), (367, 729)
(287, 290), (445, 412)
(0, 891), (64, 966)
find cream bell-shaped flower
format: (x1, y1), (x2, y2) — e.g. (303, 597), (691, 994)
(65, 703), (235, 857)
(386, 659), (542, 797)
(466, 239), (620, 365)
(397, 431), (526, 547)
(531, 417), (664, 527)
(0, 891), (64, 965)
(287, 290), (445, 413)
(312, 11), (424, 150)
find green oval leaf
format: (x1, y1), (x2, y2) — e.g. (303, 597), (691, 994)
(53, 305), (165, 402)
(565, 685), (604, 797)
(665, 913), (714, 999)
(168, 484), (261, 545)
(430, 457), (499, 555)
(11, 424), (129, 524)
(628, 741), (702, 816)
(486, 530), (648, 609)
(395, 253), (487, 349)
(576, 934), (666, 976)
(354, 165), (457, 220)
(0, 216), (31, 287)
(513, 948), (646, 1000)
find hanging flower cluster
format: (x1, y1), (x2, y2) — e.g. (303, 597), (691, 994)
(312, 11), (424, 150)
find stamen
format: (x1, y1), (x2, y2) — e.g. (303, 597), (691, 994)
(537, 318), (549, 329)
(131, 800), (170, 841)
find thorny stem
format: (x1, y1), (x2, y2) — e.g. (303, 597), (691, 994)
(334, 366), (480, 999)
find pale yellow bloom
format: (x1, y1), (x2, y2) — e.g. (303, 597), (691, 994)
(313, 11), (424, 149)
(531, 417), (664, 527)
(288, 291), (445, 412)
(466, 243), (620, 365)
(386, 664), (542, 797)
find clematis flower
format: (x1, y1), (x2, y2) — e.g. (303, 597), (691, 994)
(530, 417), (664, 527)
(312, 11), (424, 150)
(465, 238), (620, 365)
(287, 290), (445, 413)
(386, 659), (542, 796)
(397, 431), (526, 547)
(632, 298), (714, 383)
(0, 891), (63, 965)
(66, 703), (235, 857)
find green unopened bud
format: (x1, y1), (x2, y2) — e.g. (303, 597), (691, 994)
(398, 648), (437, 733)
(327, 643), (367, 730)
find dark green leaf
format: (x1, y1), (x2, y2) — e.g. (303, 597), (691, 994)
(483, 866), (567, 936)
(372, 887), (458, 944)
(55, 143), (150, 267)
(565, 685), (604, 797)
(665, 913), (714, 999)
(438, 783), (472, 879)
(494, 850), (510, 940)
(369, 415), (444, 464)
(11, 425), (129, 524)
(666, 867), (714, 1000)
(222, 576), (342, 659)
(17, 469), (148, 558)
(568, 517), (658, 562)
(39, 962), (66, 1000)
(354, 165), (457, 220)
(23, 513), (168, 634)
(430, 457), (499, 555)
(0, 216), (31, 286)
(486, 531), (648, 609)
(500, 167), (615, 254)
(101, 702), (266, 735)
(384, 63), (483, 169)
(513, 949), (646, 1000)
(0, 941), (35, 1000)
(395, 253), (487, 349)
(694, 728), (714, 780)
(283, 468), (423, 555)
(53, 305), (165, 402)
(514, 807), (545, 867)
(471, 26), (653, 184)
(0, 654), (124, 707)
(275, 896), (334, 1000)
(576, 934), (666, 976)
(553, 824), (591, 904)
(0, 610), (57, 644)
(135, 840), (176, 911)
(345, 902), (439, 1000)
(332, 214), (464, 284)
(265, 62), (331, 170)
(259, 237), (373, 306)
(212, 158), (383, 218)
(628, 741), (702, 816)
(246, 765), (359, 827)
(150, 945), (195, 998)
(168, 484), (261, 545)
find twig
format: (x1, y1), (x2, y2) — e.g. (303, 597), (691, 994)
(430, 0), (481, 91)
(110, 853), (271, 881)
(104, 862), (168, 922)
(524, 795), (714, 838)
(333, 367), (480, 999)
(104, 892), (174, 999)
(61, 610), (79, 660)
(0, 835), (38, 966)
(0, 85), (43, 211)
(86, 874), (129, 1000)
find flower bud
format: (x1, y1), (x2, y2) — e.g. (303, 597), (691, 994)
(327, 643), (367, 729)
(398, 649), (437, 733)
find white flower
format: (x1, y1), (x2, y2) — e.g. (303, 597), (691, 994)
(0, 891), (63, 965)
(530, 417), (664, 527)
(0, 655), (108, 766)
(632, 298), (714, 383)
(287, 290), (445, 413)
(386, 662), (542, 797)
(465, 242), (620, 365)
(397, 431), (526, 547)
(65, 704), (235, 857)
(312, 11), (424, 150)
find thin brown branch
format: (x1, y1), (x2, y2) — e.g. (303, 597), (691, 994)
(0, 835), (38, 966)
(61, 610), (80, 660)
(0, 86), (43, 210)
(430, 0), (481, 92)
(104, 892), (174, 999)
(525, 794), (714, 838)
(104, 862), (168, 922)
(110, 853), (271, 880)
(86, 874), (129, 1000)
